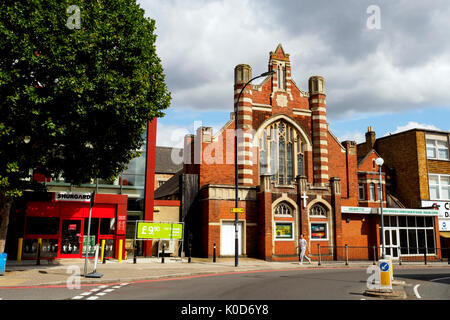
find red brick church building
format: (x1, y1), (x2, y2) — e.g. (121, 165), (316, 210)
(179, 45), (440, 261)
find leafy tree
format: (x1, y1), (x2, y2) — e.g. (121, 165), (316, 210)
(0, 0), (171, 252)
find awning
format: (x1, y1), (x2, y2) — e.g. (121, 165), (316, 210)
(440, 232), (450, 239)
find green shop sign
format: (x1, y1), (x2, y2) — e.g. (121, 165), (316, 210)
(137, 222), (183, 240)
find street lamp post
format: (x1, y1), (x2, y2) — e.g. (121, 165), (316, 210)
(234, 70), (275, 267)
(375, 157), (385, 259)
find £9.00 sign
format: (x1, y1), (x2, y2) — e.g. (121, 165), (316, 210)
(137, 222), (183, 240)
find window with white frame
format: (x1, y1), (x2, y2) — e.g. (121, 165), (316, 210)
(275, 222), (293, 240)
(429, 174), (450, 200)
(369, 183), (376, 201)
(426, 139), (449, 160)
(310, 222), (328, 240)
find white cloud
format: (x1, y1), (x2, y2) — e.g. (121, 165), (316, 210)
(388, 121), (440, 135)
(139, 0), (450, 122)
(338, 131), (365, 144)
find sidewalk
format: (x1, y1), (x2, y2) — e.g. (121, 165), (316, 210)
(1, 257), (449, 288)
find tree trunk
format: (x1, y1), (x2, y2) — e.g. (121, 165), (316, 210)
(0, 195), (13, 253)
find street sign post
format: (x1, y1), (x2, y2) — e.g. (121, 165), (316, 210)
(379, 259), (392, 291)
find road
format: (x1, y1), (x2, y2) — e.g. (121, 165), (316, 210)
(0, 267), (449, 301)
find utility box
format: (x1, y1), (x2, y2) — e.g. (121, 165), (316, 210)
(0, 253), (7, 276)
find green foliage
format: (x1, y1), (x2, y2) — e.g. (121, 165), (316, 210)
(0, 0), (171, 193)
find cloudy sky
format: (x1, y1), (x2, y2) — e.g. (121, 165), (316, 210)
(137, 0), (450, 147)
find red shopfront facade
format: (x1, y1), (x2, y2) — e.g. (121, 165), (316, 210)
(22, 192), (127, 260)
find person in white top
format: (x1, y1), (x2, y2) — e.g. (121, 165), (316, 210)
(298, 234), (311, 264)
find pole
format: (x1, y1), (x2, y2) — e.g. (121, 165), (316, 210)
(379, 166), (385, 259)
(36, 238), (41, 266)
(17, 238), (23, 263)
(213, 243), (216, 263)
(345, 244), (348, 266)
(84, 191), (95, 277)
(161, 243), (165, 264)
(234, 71), (274, 268)
(318, 244), (321, 266)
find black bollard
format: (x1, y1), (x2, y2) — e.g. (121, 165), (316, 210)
(188, 243), (192, 263)
(424, 249), (427, 265)
(161, 243), (165, 264)
(213, 243), (216, 263)
(133, 242), (137, 264)
(448, 248), (450, 265)
(36, 241), (41, 266)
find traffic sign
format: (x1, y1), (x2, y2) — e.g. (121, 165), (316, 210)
(379, 259), (392, 291)
(380, 262), (389, 272)
(231, 208), (245, 213)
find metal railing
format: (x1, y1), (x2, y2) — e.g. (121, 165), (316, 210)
(314, 244), (450, 265)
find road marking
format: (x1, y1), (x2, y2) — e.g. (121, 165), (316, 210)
(112, 285), (122, 289)
(80, 292), (92, 296)
(430, 276), (450, 282)
(120, 283), (129, 286)
(103, 288), (115, 293)
(87, 296), (99, 300)
(98, 285), (109, 288)
(72, 296), (83, 300)
(413, 284), (422, 299)
(90, 288), (101, 292)
(96, 292), (107, 296)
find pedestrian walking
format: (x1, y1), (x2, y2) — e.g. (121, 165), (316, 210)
(298, 234), (311, 264)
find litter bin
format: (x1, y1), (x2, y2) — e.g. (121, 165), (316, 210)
(0, 253), (7, 276)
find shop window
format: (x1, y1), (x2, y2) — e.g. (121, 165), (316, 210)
(408, 229), (418, 254)
(426, 229), (435, 254)
(398, 216), (407, 227)
(399, 229), (408, 254)
(275, 222), (293, 240)
(416, 216), (425, 227)
(425, 217), (434, 228)
(311, 223), (328, 240)
(100, 218), (115, 235)
(407, 216), (416, 228)
(25, 217), (60, 235)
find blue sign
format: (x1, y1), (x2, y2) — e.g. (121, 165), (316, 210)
(380, 262), (389, 272)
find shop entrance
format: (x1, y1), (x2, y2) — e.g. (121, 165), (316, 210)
(382, 228), (399, 259)
(60, 219), (82, 257)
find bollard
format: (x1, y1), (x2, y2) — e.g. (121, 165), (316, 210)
(36, 239), (42, 265)
(101, 240), (105, 264)
(17, 238), (23, 263)
(318, 244), (321, 266)
(448, 248), (450, 265)
(424, 249), (427, 265)
(161, 243), (165, 264)
(372, 246), (376, 265)
(188, 243), (192, 263)
(133, 241), (137, 264)
(345, 244), (349, 266)
(118, 239), (123, 263)
(213, 243), (216, 263)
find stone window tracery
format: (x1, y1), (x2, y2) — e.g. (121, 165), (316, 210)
(258, 120), (304, 185)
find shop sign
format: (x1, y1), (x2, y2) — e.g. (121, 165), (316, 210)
(136, 222), (183, 240)
(381, 208), (438, 216)
(421, 200), (450, 219)
(342, 206), (438, 216)
(341, 207), (372, 214)
(55, 192), (92, 203)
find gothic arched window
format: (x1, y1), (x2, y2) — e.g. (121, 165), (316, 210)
(258, 120), (305, 185)
(274, 203), (292, 216)
(309, 204), (327, 217)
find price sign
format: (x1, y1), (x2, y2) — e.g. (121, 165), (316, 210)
(136, 222), (183, 240)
